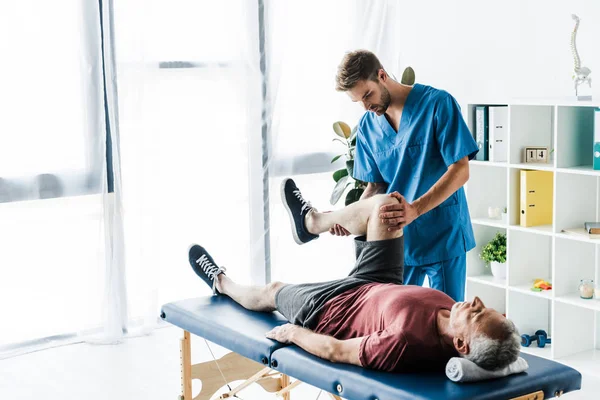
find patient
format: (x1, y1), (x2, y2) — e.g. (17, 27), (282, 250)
(188, 178), (521, 373)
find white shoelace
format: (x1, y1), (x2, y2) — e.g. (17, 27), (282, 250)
(195, 254), (226, 295)
(292, 188), (314, 215)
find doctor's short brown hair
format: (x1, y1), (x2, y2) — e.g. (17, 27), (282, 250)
(335, 50), (384, 91)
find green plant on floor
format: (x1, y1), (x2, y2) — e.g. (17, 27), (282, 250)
(479, 232), (507, 264)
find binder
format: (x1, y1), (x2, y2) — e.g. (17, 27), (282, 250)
(520, 170), (553, 227)
(474, 106), (488, 161)
(488, 106), (508, 162)
(594, 108), (600, 170)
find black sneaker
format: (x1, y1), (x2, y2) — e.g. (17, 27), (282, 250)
(188, 244), (226, 295)
(280, 178), (319, 245)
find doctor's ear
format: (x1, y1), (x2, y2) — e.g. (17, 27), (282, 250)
(378, 69), (387, 81)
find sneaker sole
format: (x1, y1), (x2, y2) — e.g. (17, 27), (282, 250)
(280, 179), (304, 245)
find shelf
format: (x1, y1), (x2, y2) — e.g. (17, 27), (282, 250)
(509, 162), (554, 171)
(556, 165), (600, 176)
(509, 224), (553, 236)
(520, 344), (552, 358)
(556, 231), (600, 244)
(467, 275), (507, 289)
(471, 217), (507, 229)
(510, 97), (600, 107)
(509, 284), (553, 299)
(470, 160), (508, 168)
(555, 293), (600, 312)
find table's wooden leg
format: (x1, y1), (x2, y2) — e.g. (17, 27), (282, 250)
(180, 331), (192, 400)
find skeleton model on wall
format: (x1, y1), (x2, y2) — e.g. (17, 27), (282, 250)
(571, 14), (592, 97)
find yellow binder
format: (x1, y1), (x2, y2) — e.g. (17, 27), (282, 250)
(520, 170), (553, 227)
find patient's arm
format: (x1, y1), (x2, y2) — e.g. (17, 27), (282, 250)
(266, 323), (363, 366)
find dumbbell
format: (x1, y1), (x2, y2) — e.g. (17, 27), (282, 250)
(521, 330), (551, 348)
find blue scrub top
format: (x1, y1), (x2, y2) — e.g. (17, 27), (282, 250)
(352, 83), (479, 266)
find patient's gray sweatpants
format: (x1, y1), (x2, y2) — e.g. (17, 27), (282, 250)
(274, 235), (404, 329)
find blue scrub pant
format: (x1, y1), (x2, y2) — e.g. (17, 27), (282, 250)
(403, 254), (466, 302)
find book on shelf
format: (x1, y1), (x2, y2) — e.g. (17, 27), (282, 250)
(561, 227), (600, 239)
(474, 106), (488, 161)
(594, 108), (600, 170)
(584, 222), (600, 234)
(488, 106), (508, 162)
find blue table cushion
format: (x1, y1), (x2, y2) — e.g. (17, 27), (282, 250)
(160, 295), (288, 365)
(270, 346), (582, 400)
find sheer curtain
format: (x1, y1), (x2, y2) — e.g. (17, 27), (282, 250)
(113, 0), (263, 326)
(0, 1), (117, 356)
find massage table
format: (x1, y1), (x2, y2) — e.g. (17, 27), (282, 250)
(161, 296), (581, 400)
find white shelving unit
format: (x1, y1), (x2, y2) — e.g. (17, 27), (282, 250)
(463, 99), (600, 379)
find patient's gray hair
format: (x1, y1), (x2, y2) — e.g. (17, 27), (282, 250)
(465, 318), (521, 371)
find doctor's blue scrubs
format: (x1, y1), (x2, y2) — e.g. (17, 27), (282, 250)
(352, 83), (479, 302)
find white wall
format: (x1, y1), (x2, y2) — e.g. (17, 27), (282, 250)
(391, 0), (600, 104)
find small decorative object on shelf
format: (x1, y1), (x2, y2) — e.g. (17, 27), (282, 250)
(479, 232), (506, 279)
(570, 14), (592, 100)
(524, 146), (549, 163)
(531, 278), (552, 292)
(578, 279), (595, 299)
(487, 206), (501, 219)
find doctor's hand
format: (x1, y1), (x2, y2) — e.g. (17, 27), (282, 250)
(379, 192), (419, 230)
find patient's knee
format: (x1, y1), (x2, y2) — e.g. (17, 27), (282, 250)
(266, 281), (286, 299)
(370, 194), (400, 217)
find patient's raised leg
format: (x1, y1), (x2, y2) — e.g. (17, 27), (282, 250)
(281, 178), (402, 243)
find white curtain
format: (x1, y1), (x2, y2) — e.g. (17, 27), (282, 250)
(0, 1), (122, 357)
(112, 0), (263, 327)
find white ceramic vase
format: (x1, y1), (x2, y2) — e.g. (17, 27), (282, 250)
(490, 261), (507, 280)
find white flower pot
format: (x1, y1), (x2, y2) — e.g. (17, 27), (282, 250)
(490, 261), (507, 280)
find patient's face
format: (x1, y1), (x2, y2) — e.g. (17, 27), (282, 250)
(449, 296), (507, 340)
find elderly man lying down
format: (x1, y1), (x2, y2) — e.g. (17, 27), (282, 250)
(188, 178), (520, 373)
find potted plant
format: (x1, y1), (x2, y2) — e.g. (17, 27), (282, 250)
(330, 121), (367, 206)
(479, 232), (507, 279)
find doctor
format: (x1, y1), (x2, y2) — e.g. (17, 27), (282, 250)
(332, 49), (479, 302)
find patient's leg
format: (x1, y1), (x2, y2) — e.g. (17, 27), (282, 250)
(188, 244), (285, 311)
(282, 178), (401, 243)
(306, 194), (402, 241)
(216, 275), (285, 312)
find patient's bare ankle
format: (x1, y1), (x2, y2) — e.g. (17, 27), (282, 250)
(216, 274), (229, 294)
(304, 209), (318, 234)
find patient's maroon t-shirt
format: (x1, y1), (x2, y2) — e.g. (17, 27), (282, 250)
(313, 283), (458, 372)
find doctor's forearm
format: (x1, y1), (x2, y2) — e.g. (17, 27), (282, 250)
(412, 157), (469, 217)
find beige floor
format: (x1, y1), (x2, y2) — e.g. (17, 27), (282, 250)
(0, 325), (598, 400)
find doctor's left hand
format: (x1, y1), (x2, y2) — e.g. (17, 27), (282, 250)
(379, 192), (419, 230)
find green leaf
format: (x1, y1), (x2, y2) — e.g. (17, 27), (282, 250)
(332, 138), (347, 146)
(331, 154), (343, 163)
(333, 168), (348, 182)
(330, 176), (350, 205)
(345, 188), (364, 206)
(349, 125), (358, 143)
(332, 121), (352, 139)
(345, 159), (354, 177)
(401, 66), (415, 85)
